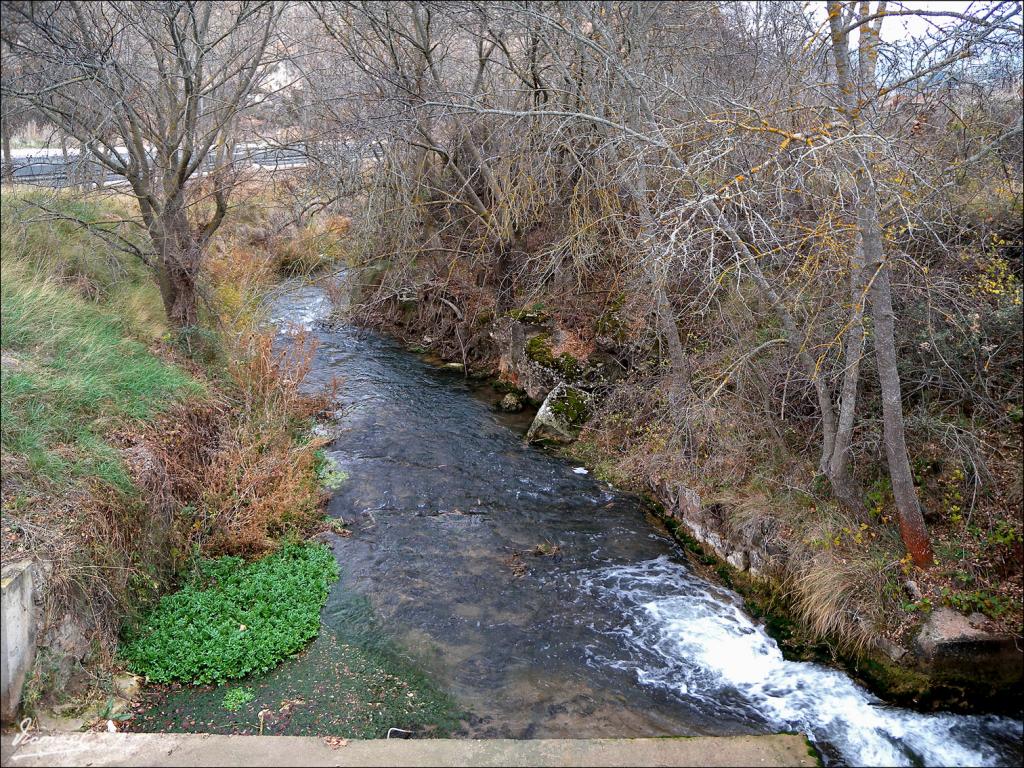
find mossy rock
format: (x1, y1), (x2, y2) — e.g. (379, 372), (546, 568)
(524, 334), (584, 381)
(594, 294), (627, 340)
(526, 384), (592, 444)
(594, 310), (625, 339)
(525, 333), (555, 367)
(554, 352), (582, 380)
(507, 305), (549, 324)
(549, 386), (590, 428)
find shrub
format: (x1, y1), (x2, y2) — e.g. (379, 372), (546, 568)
(140, 329), (335, 559)
(269, 216), (350, 277)
(121, 543), (339, 684)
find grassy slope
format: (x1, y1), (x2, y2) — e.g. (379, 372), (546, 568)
(1, 191), (203, 622)
(1, 189), (199, 529)
(1, 191), (195, 487)
(0, 190), (208, 712)
(1, 263), (199, 490)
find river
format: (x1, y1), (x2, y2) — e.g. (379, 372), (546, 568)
(267, 280), (1022, 767)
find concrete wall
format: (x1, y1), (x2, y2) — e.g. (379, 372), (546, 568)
(1, 559), (37, 722)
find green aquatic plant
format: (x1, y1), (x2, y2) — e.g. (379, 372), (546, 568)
(130, 595), (462, 738)
(222, 686), (256, 711)
(121, 544), (339, 684)
(314, 449), (349, 490)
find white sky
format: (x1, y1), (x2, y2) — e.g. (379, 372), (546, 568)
(803, 1), (1007, 42)
(877, 1), (980, 40)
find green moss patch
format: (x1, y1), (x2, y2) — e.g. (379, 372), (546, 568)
(525, 333), (555, 366)
(507, 304), (549, 324)
(554, 352), (582, 380)
(550, 386), (591, 428)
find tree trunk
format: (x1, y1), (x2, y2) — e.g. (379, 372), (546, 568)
(1, 121), (12, 183)
(828, 219), (869, 509)
(159, 256), (200, 329)
(492, 230), (523, 313)
(869, 254), (933, 566)
(153, 202), (201, 330)
(825, 1), (931, 563)
(59, 131), (71, 189)
(656, 285), (690, 399)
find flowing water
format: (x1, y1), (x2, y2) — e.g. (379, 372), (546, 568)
(269, 280), (1022, 767)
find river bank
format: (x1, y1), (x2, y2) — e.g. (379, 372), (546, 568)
(0, 190), (367, 732)
(5, 242), (1020, 764)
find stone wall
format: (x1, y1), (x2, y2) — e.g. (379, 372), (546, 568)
(654, 481), (781, 578)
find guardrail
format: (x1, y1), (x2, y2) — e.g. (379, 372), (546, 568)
(2, 147), (309, 188)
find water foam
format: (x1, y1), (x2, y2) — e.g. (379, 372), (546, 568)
(579, 557), (1022, 767)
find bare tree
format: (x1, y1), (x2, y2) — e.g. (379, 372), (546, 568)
(2, 0), (282, 330)
(819, 0), (1021, 564)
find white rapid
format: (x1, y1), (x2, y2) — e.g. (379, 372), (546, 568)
(580, 557), (1023, 767)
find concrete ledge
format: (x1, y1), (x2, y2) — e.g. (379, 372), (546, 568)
(0, 733), (817, 767)
(1, 560), (37, 723)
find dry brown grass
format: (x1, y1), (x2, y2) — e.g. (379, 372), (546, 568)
(0, 452), (181, 687)
(784, 549), (893, 654)
(140, 329), (335, 558)
(550, 328), (595, 364)
(265, 215), (351, 277)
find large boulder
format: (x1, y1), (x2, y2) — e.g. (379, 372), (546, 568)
(493, 320), (558, 401)
(492, 318), (585, 402)
(525, 384), (592, 445)
(914, 608), (1023, 691)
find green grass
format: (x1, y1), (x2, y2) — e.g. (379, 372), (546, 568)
(0, 191), (165, 336)
(1, 190), (201, 490)
(120, 544), (340, 685)
(1, 260), (199, 489)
